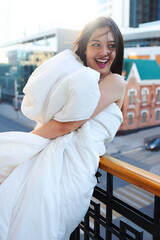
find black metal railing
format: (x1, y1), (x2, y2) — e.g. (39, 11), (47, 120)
(70, 155), (160, 240)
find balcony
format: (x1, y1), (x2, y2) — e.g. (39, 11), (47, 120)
(70, 155), (160, 240)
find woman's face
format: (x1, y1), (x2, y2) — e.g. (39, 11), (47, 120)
(85, 27), (116, 79)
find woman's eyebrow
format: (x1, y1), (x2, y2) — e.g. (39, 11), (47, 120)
(91, 39), (100, 42)
(91, 39), (116, 43)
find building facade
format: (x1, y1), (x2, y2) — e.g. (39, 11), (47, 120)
(120, 59), (160, 133)
(122, 21), (160, 48)
(97, 0), (160, 28)
(124, 46), (160, 65)
(130, 0), (160, 27)
(0, 45), (54, 101)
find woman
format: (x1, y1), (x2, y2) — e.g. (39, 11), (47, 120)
(0, 17), (125, 240)
(31, 17), (125, 139)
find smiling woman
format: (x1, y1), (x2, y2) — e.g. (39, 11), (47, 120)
(72, 16), (125, 114)
(85, 27), (116, 79)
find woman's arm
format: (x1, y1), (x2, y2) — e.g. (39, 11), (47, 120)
(31, 118), (87, 139)
(31, 73), (126, 139)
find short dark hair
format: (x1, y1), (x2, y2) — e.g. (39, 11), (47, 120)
(73, 17), (124, 75)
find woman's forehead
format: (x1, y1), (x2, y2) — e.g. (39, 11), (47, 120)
(90, 27), (114, 41)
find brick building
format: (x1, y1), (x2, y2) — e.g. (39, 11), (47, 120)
(120, 59), (160, 133)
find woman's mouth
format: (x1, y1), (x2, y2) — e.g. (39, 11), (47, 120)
(95, 58), (109, 68)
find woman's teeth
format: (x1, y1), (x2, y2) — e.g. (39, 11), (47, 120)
(96, 59), (108, 64)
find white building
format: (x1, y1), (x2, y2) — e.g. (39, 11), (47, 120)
(122, 21), (160, 47)
(97, 0), (130, 28)
(122, 22), (160, 65)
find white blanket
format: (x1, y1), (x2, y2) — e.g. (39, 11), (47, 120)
(0, 50), (123, 240)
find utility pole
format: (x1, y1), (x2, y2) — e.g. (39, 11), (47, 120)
(14, 79), (18, 111)
(11, 66), (18, 111)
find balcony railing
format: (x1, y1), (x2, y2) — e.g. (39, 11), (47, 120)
(70, 155), (160, 240)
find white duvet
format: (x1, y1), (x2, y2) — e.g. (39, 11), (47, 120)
(0, 50), (123, 240)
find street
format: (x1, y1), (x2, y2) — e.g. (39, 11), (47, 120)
(113, 147), (159, 213)
(0, 114), (32, 132)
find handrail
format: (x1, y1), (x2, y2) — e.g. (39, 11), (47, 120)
(71, 154), (160, 239)
(99, 154), (160, 197)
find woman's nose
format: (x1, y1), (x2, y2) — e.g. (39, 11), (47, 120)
(99, 46), (109, 57)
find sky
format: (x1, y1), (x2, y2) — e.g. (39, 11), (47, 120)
(44, 0), (98, 29)
(0, 0), (99, 48)
(17, 0), (98, 33)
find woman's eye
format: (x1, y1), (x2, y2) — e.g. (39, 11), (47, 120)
(92, 43), (100, 47)
(108, 44), (116, 50)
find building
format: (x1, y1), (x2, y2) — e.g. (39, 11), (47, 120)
(0, 27), (79, 98)
(97, 0), (160, 28)
(124, 46), (160, 65)
(122, 21), (160, 48)
(97, 0), (130, 28)
(0, 44), (54, 101)
(121, 59), (160, 133)
(0, 28), (79, 53)
(130, 0), (160, 27)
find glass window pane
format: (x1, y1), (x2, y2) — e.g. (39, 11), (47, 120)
(142, 112), (146, 123)
(128, 114), (133, 125)
(129, 91), (135, 104)
(157, 90), (160, 101)
(156, 110), (160, 120)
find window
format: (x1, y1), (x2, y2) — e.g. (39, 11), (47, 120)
(128, 114), (133, 125)
(129, 91), (136, 104)
(127, 112), (134, 125)
(142, 88), (148, 103)
(156, 110), (160, 120)
(142, 112), (147, 123)
(157, 89), (160, 101)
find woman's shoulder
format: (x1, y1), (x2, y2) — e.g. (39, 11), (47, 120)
(105, 73), (126, 108)
(111, 73), (126, 108)
(104, 72), (126, 90)
(110, 73), (126, 84)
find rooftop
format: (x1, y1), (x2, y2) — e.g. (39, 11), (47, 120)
(123, 59), (160, 80)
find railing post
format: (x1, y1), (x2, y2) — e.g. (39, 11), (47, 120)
(106, 173), (113, 240)
(120, 221), (143, 239)
(84, 214), (89, 240)
(94, 203), (100, 237)
(153, 196), (160, 240)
